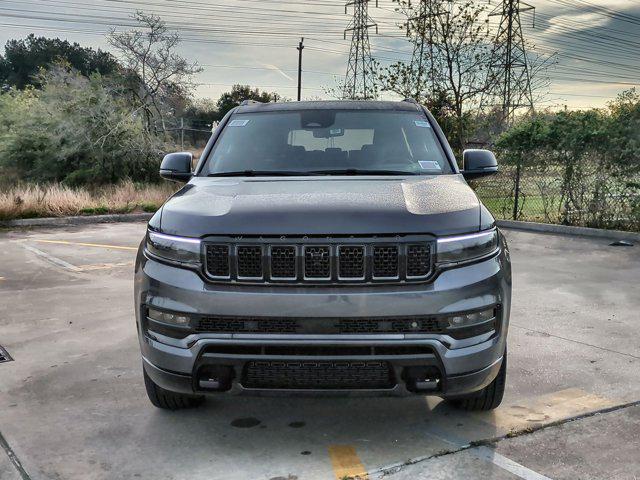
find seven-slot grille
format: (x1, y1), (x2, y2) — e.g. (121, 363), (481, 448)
(204, 239), (434, 284)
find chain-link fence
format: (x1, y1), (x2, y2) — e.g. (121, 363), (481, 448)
(471, 161), (640, 232)
(154, 118), (217, 152)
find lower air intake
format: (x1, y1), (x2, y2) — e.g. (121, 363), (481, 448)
(242, 360), (395, 390)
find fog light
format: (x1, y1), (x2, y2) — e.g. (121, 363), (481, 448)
(147, 308), (192, 327)
(447, 308), (495, 329)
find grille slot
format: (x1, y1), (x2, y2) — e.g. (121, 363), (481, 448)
(205, 244), (230, 277)
(242, 360), (394, 389)
(338, 246), (365, 279)
(197, 316), (298, 333)
(372, 246), (399, 278)
(304, 246), (331, 279)
(407, 244), (432, 277)
(337, 316), (445, 334)
(270, 246), (297, 279)
(237, 246), (263, 278)
(195, 315), (448, 334)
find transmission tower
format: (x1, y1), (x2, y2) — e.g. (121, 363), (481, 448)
(406, 0), (441, 100)
(480, 0), (535, 126)
(343, 0), (378, 100)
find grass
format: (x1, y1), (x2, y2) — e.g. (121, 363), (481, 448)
(0, 181), (178, 221)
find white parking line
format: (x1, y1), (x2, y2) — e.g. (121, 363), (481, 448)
(422, 424), (553, 480)
(470, 446), (553, 480)
(21, 244), (80, 272)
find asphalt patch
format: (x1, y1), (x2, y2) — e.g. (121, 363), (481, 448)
(610, 240), (634, 247)
(230, 417), (261, 428)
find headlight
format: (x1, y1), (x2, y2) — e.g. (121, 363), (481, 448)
(436, 229), (499, 264)
(146, 230), (202, 266)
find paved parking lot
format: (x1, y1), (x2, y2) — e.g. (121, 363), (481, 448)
(0, 222), (638, 480)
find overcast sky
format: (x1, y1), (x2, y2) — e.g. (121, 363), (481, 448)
(1, 0), (638, 109)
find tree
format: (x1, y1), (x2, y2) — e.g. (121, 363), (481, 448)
(378, 0), (491, 152)
(108, 11), (202, 133)
(0, 34), (119, 89)
(184, 98), (218, 128)
(215, 84), (280, 120)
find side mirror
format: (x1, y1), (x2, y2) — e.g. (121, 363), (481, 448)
(160, 152), (193, 182)
(461, 149), (498, 180)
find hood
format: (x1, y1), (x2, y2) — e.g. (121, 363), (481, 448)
(158, 174), (484, 237)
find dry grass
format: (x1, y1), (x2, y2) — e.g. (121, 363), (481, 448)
(0, 181), (178, 221)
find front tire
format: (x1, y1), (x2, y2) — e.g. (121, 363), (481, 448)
(449, 353), (507, 411)
(143, 368), (205, 410)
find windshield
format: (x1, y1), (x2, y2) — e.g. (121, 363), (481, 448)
(201, 110), (454, 176)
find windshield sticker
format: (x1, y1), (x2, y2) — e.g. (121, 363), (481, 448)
(228, 119), (250, 127)
(414, 120), (431, 128)
(419, 161), (442, 171)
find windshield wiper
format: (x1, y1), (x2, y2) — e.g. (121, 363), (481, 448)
(308, 169), (421, 176)
(208, 170), (313, 177)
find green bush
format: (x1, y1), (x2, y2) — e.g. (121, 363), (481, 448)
(491, 89), (640, 230)
(0, 65), (164, 185)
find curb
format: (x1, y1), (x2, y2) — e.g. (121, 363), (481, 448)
(0, 213), (153, 228)
(496, 219), (639, 242)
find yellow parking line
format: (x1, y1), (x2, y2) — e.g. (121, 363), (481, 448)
(32, 239), (137, 251)
(76, 261), (134, 272)
(472, 388), (618, 433)
(328, 445), (368, 480)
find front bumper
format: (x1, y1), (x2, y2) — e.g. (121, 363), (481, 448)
(135, 243), (511, 397)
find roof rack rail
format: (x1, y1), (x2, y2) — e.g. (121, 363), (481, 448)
(402, 98), (419, 104)
(240, 99), (264, 106)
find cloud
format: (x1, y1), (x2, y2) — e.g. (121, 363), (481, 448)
(540, 11), (610, 37)
(261, 63), (294, 81)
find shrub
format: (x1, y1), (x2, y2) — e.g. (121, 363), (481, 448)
(0, 65), (165, 185)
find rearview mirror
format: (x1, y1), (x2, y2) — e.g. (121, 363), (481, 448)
(160, 152), (193, 183)
(461, 149), (498, 180)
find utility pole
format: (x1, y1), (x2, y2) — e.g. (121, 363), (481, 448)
(343, 0), (378, 100)
(479, 0), (535, 127)
(406, 0), (442, 101)
(297, 37), (304, 101)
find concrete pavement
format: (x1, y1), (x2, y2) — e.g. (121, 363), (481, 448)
(0, 223), (638, 479)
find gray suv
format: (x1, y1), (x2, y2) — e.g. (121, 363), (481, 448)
(135, 100), (511, 411)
